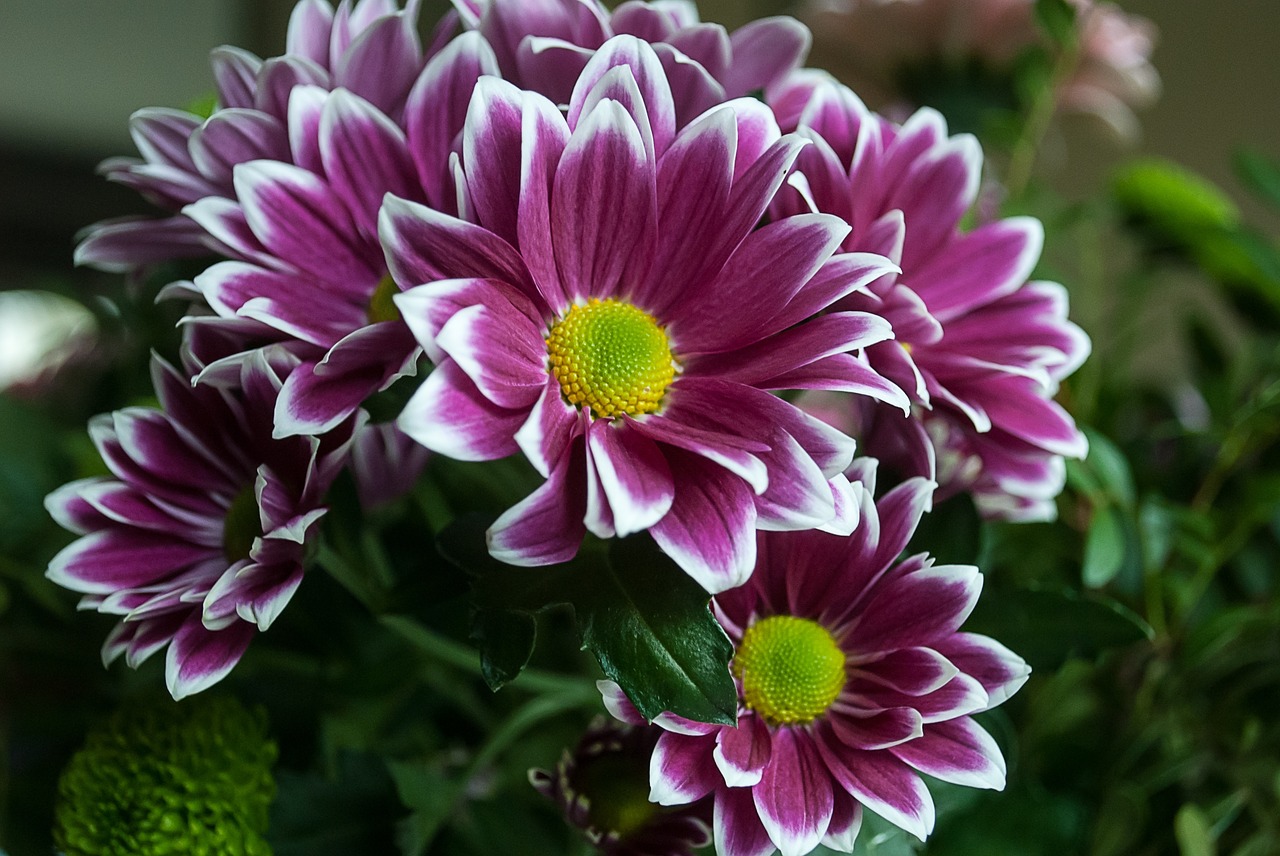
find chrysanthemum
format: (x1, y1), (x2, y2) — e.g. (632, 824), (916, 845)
(531, 719), (711, 856)
(78, 0), (501, 438)
(382, 37), (907, 591)
(801, 0), (1158, 142)
(453, 0), (811, 126)
(44, 350), (357, 699)
(601, 462), (1030, 856)
(770, 74), (1090, 520)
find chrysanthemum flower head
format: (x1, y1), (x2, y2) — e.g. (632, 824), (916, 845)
(45, 349), (357, 699)
(602, 461), (1030, 856)
(53, 695), (276, 856)
(453, 0), (811, 126)
(770, 73), (1090, 520)
(382, 36), (908, 591)
(76, 0), (511, 439)
(531, 719), (711, 856)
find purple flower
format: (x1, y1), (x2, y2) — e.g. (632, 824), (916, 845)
(453, 0), (811, 125)
(531, 719), (711, 856)
(77, 0), (503, 438)
(44, 350), (357, 699)
(770, 75), (1090, 520)
(601, 461), (1030, 856)
(382, 37), (908, 592)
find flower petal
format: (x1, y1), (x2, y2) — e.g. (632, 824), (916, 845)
(397, 360), (524, 461)
(486, 441), (587, 565)
(650, 730), (720, 806)
(166, 614), (256, 699)
(890, 718), (1006, 790)
(752, 728), (833, 856)
(585, 419), (674, 537)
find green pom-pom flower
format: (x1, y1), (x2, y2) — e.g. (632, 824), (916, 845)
(53, 696), (277, 856)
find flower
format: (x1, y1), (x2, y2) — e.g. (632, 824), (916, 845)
(770, 74), (1090, 520)
(802, 0), (1158, 141)
(77, 0), (503, 438)
(53, 695), (276, 856)
(44, 349), (357, 698)
(601, 462), (1030, 856)
(531, 719), (711, 856)
(453, 0), (811, 126)
(383, 37), (907, 591)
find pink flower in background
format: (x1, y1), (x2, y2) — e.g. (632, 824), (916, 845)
(602, 462), (1029, 855)
(802, 0), (1158, 141)
(770, 73), (1089, 520)
(44, 351), (358, 699)
(383, 37), (908, 592)
(453, 0), (811, 125)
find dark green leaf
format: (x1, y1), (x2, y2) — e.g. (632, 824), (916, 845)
(1034, 0), (1078, 45)
(1083, 503), (1126, 588)
(1233, 148), (1280, 212)
(965, 586), (1151, 671)
(442, 516), (737, 724)
(909, 492), (983, 566)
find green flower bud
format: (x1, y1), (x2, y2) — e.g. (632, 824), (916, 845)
(53, 696), (277, 856)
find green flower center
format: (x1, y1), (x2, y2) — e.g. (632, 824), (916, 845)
(545, 299), (676, 419)
(367, 273), (401, 324)
(733, 615), (847, 726)
(576, 753), (659, 839)
(222, 484), (261, 563)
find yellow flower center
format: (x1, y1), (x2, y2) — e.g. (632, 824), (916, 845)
(733, 615), (847, 726)
(545, 299), (676, 418)
(367, 273), (401, 324)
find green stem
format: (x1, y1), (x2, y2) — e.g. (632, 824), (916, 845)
(1005, 36), (1081, 199)
(379, 614), (598, 699)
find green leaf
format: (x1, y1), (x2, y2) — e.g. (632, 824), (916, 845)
(1034, 0), (1078, 46)
(1233, 148), (1280, 212)
(270, 752), (402, 856)
(1175, 804), (1217, 856)
(964, 586), (1151, 671)
(1083, 503), (1126, 588)
(442, 516), (737, 724)
(1082, 429), (1136, 507)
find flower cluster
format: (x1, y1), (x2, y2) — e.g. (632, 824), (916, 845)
(52, 0), (1088, 853)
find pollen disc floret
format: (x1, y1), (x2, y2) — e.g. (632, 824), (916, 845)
(734, 615), (847, 726)
(546, 298), (676, 419)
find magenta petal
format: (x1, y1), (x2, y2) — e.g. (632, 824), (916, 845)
(856, 647), (958, 696)
(129, 107), (200, 170)
(234, 159), (378, 285)
(75, 216), (214, 272)
(870, 477), (935, 571)
(627, 412), (768, 495)
(435, 302), (546, 409)
(405, 31), (499, 209)
(463, 77), (527, 246)
(823, 789), (864, 852)
(752, 728), (833, 856)
(635, 105), (734, 312)
(47, 530), (214, 595)
(550, 99), (656, 303)
(379, 195), (532, 291)
(816, 737), (935, 841)
(320, 89), (421, 237)
(516, 91), (573, 312)
(597, 678), (648, 726)
(715, 785), (777, 856)
(672, 214), (851, 353)
(397, 360), (524, 461)
(210, 46), (262, 110)
(917, 217), (1044, 323)
(487, 442), (587, 566)
(724, 16), (811, 96)
(649, 449), (758, 594)
(849, 565), (982, 652)
(568, 35), (675, 155)
(933, 633), (1030, 708)
(891, 718), (1006, 790)
(649, 730), (719, 806)
(585, 419), (674, 537)
(189, 109), (290, 186)
(829, 708), (923, 751)
(515, 378), (579, 478)
(274, 323), (418, 437)
(165, 614), (256, 699)
(287, 0), (335, 65)
(255, 55), (330, 120)
(195, 260), (361, 347)
(714, 714), (772, 787)
(334, 12), (423, 116)
(394, 276), (544, 364)
(286, 83), (328, 173)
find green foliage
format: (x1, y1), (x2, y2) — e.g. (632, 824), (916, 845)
(443, 516), (738, 724)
